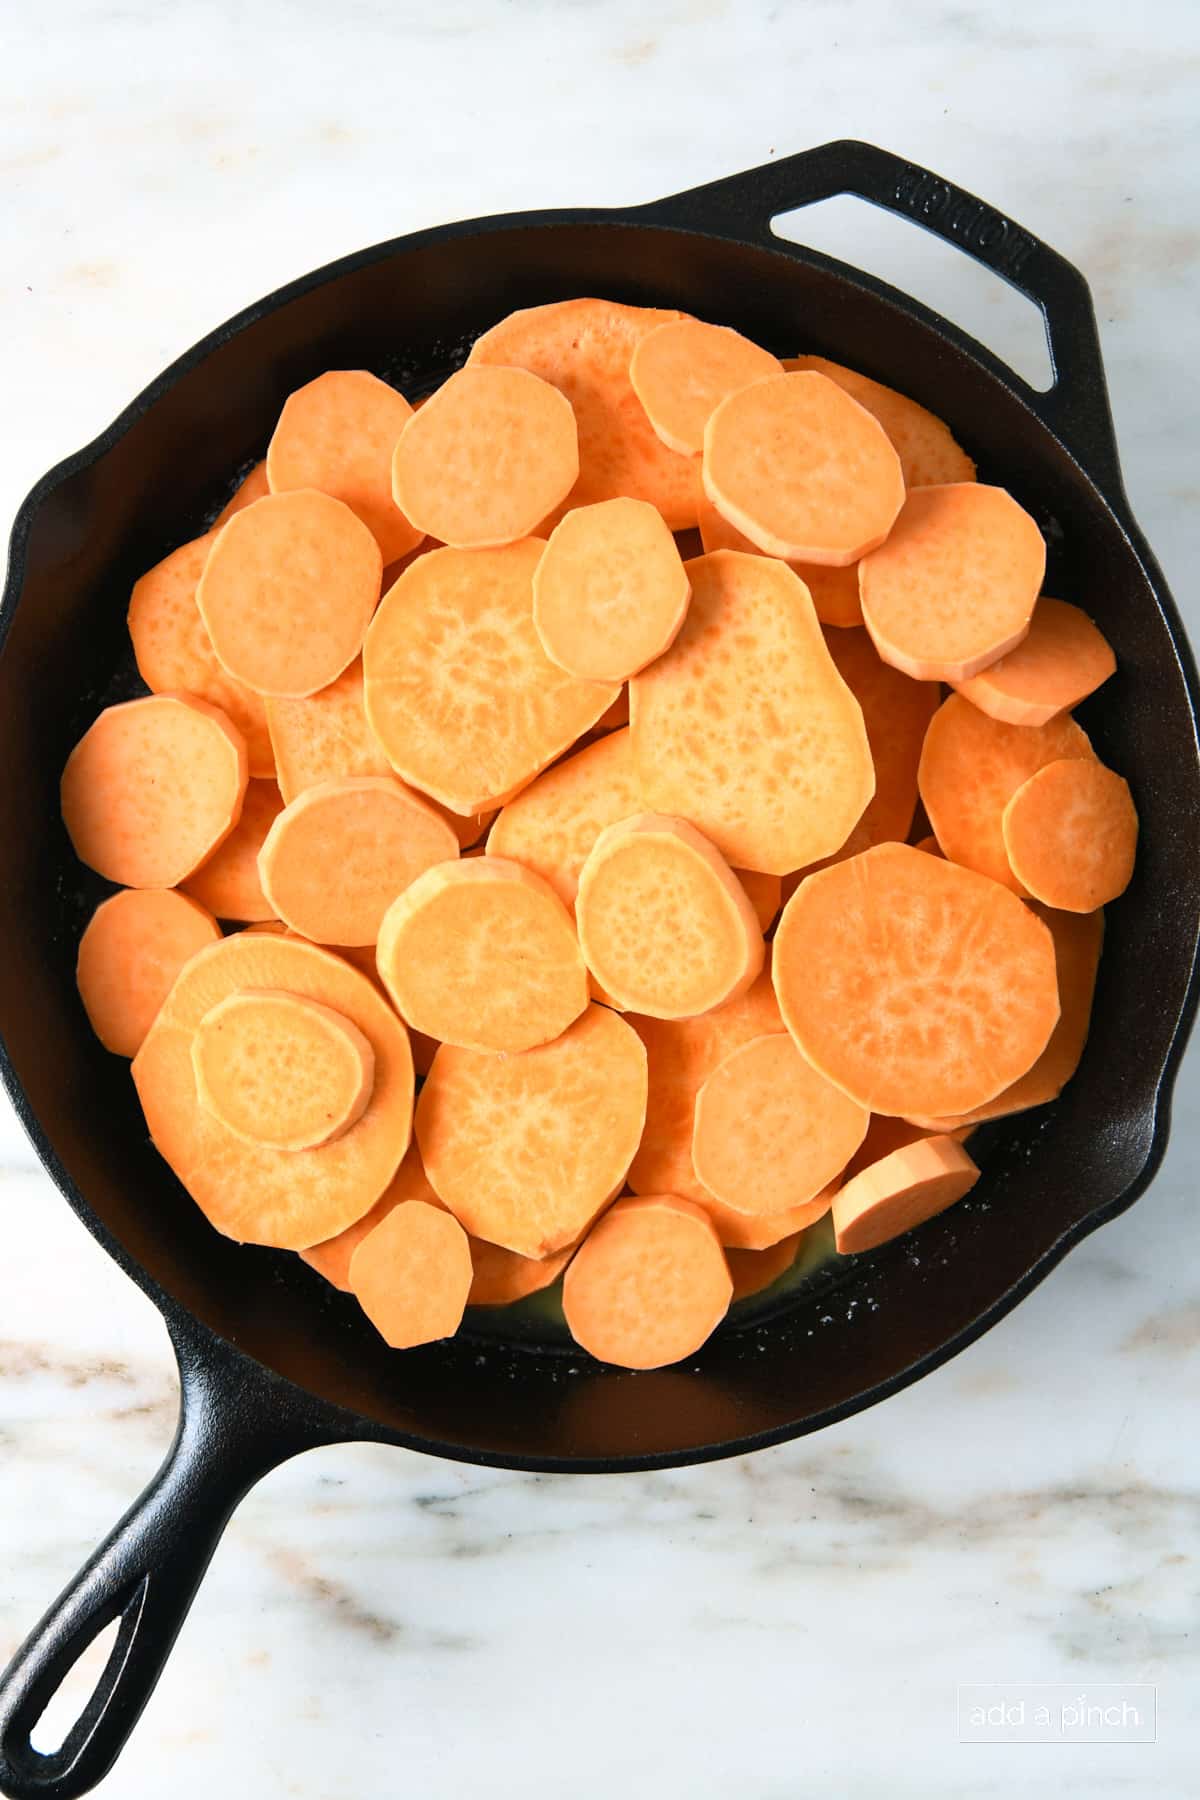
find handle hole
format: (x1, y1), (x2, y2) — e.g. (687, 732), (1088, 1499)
(27, 1618), (122, 1757)
(770, 195), (1054, 391)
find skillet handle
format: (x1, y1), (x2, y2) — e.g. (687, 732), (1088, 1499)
(0, 1324), (331, 1800)
(640, 138), (1122, 492)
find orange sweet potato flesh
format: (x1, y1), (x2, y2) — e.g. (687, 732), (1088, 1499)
(918, 693), (1094, 891)
(532, 497), (691, 682)
(258, 775), (460, 946)
(363, 540), (618, 815)
(631, 551), (875, 874)
(702, 371), (905, 565)
(696, 488), (863, 628)
(833, 1135), (980, 1254)
(377, 857), (588, 1053)
(416, 1003), (647, 1257)
(784, 356), (976, 487)
(841, 1114), (933, 1184)
(487, 727), (641, 908)
(627, 962), (783, 1203)
(183, 779), (283, 922)
(301, 1133), (574, 1306)
(735, 868), (781, 933)
(62, 694), (248, 889)
(576, 814), (764, 1019)
(266, 657), (494, 849)
(348, 1200), (473, 1348)
(774, 842), (1060, 1118)
(301, 1138), (435, 1290)
(820, 626), (940, 859)
(909, 904), (1104, 1130)
(692, 1031), (868, 1215)
(468, 298), (699, 530)
(215, 459), (270, 525)
(699, 1184), (834, 1251)
(265, 658), (392, 804)
(77, 888), (221, 1058)
(562, 1193), (732, 1368)
(191, 988), (375, 1151)
(266, 369), (423, 563)
(128, 533), (274, 776)
(198, 489), (382, 698)
(953, 597), (1116, 726)
(859, 484), (1045, 682)
(392, 365), (579, 549)
(1002, 759), (1137, 912)
(726, 1232), (805, 1302)
(468, 1237), (575, 1308)
(630, 319), (783, 456)
(132, 934), (413, 1249)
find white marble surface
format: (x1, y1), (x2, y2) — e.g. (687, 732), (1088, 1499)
(3, 3), (1199, 1795)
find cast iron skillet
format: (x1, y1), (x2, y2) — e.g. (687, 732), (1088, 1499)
(0, 140), (1197, 1799)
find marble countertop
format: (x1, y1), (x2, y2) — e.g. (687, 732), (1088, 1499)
(3, 3), (1198, 1795)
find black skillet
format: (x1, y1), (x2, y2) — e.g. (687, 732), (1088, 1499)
(0, 140), (1197, 1799)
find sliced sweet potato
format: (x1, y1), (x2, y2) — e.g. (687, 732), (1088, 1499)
(348, 1201), (472, 1348)
(833, 1135), (980, 1254)
(468, 298), (699, 529)
(128, 533), (273, 776)
(301, 1138), (435, 1290)
(198, 489), (381, 698)
(784, 356), (976, 487)
(774, 842), (1060, 1118)
(532, 497), (690, 682)
(909, 904), (1104, 1129)
(562, 1193), (732, 1368)
(258, 775), (459, 946)
(841, 1114), (934, 1184)
(191, 989), (375, 1151)
(376, 857), (588, 1052)
(631, 551), (874, 874)
(576, 814), (763, 1018)
(486, 727), (641, 908)
(626, 963), (782, 1202)
(77, 888), (221, 1058)
(1002, 759), (1137, 911)
(699, 1184), (835, 1251)
(183, 778), (283, 922)
(821, 626), (941, 858)
(266, 369), (423, 562)
(630, 319), (782, 455)
(918, 692), (1094, 890)
(692, 1031), (868, 1215)
(695, 488), (863, 628)
(468, 1237), (575, 1308)
(392, 365), (579, 548)
(415, 1003), (647, 1257)
(266, 658), (391, 805)
(702, 371), (904, 565)
(62, 694), (248, 888)
(735, 868), (782, 933)
(859, 484), (1045, 682)
(953, 597), (1116, 726)
(132, 934), (414, 1249)
(362, 540), (618, 815)
(725, 1233), (805, 1301)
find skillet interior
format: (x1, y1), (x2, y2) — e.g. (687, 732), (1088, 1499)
(0, 215), (1197, 1468)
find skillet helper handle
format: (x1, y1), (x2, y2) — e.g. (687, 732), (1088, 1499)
(641, 138), (1121, 491)
(0, 1332), (324, 1800)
